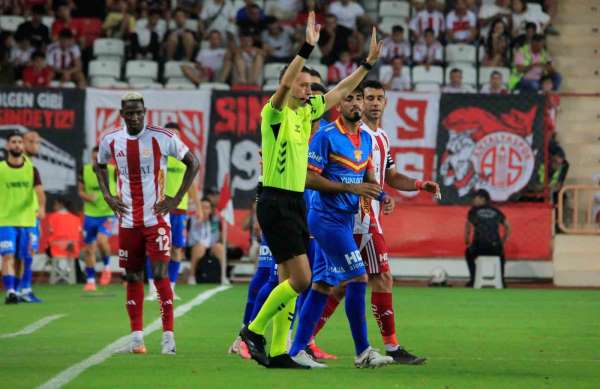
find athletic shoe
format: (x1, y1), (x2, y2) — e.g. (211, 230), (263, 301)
(239, 325), (268, 367)
(268, 353), (312, 369)
(290, 350), (327, 368)
(18, 291), (43, 303)
(83, 282), (97, 292)
(228, 335), (241, 354)
(386, 347), (427, 365)
(308, 342), (338, 360)
(5, 292), (19, 304)
(172, 292), (181, 301)
(161, 331), (176, 355)
(187, 275), (197, 285)
(99, 269), (112, 285)
(238, 340), (251, 359)
(145, 291), (158, 301)
(131, 344), (147, 354)
(354, 347), (394, 368)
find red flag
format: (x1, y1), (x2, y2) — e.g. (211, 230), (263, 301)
(216, 174), (234, 225)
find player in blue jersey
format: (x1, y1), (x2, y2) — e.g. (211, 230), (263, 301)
(288, 86), (394, 368)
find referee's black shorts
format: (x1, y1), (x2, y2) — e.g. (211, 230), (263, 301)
(257, 186), (309, 264)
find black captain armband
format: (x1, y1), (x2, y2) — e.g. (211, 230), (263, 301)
(298, 43), (314, 59)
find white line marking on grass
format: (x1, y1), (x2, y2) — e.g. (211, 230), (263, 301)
(0, 314), (66, 339)
(38, 285), (231, 389)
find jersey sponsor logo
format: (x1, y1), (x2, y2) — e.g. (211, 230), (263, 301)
(5, 181), (30, 189)
(118, 249), (128, 259)
(118, 165), (152, 177)
(308, 151), (323, 163)
(0, 240), (13, 249)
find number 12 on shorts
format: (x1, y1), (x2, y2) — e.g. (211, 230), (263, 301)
(155, 234), (171, 252)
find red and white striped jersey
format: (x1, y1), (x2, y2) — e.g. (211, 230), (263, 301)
(354, 124), (395, 235)
(409, 10), (445, 39)
(97, 125), (189, 228)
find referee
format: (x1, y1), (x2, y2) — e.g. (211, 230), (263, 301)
(241, 12), (383, 367)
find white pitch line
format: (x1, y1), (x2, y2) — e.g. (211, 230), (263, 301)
(0, 314), (66, 339)
(38, 285), (231, 389)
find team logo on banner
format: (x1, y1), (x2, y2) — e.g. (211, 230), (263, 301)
(437, 95), (545, 203)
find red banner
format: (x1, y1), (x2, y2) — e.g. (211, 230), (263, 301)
(381, 203), (553, 260)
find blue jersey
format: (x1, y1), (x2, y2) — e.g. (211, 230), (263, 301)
(308, 119), (373, 214)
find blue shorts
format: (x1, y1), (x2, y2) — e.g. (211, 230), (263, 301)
(25, 219), (40, 252)
(0, 226), (32, 259)
(83, 215), (116, 244)
(308, 209), (366, 287)
(169, 213), (188, 249)
(257, 235), (274, 268)
(306, 237), (318, 270)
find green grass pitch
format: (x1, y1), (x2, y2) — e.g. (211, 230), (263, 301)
(1, 284), (599, 388)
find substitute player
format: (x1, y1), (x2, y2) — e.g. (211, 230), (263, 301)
(146, 122), (202, 301)
(240, 12), (384, 368)
(309, 81), (440, 363)
(95, 92), (200, 354)
(1, 132), (44, 304)
(79, 146), (117, 291)
(289, 87), (393, 368)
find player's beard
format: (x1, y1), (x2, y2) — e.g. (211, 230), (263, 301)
(343, 110), (361, 123)
(8, 149), (23, 158)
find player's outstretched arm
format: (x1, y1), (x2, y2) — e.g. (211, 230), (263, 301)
(270, 11), (320, 110)
(154, 151), (200, 215)
(306, 170), (381, 199)
(386, 169), (441, 199)
(323, 27), (382, 111)
(95, 163), (128, 217)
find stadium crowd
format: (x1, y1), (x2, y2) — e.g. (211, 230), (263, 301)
(0, 0), (561, 93)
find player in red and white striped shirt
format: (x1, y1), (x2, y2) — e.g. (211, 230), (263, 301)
(311, 80), (440, 364)
(96, 92), (200, 355)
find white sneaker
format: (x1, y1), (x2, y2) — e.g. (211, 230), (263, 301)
(145, 290), (158, 301)
(187, 275), (197, 285)
(118, 331), (147, 354)
(354, 347), (394, 368)
(161, 331), (176, 355)
(228, 335), (241, 354)
(291, 350), (327, 368)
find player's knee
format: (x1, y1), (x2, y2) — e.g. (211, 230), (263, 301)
(125, 270), (144, 282)
(374, 271), (393, 292)
(289, 272), (311, 293)
(151, 262), (168, 280)
(312, 282), (331, 295)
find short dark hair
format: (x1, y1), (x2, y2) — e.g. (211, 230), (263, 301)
(360, 79), (385, 92)
(392, 25), (404, 34)
(278, 65), (312, 82)
(6, 131), (23, 142)
(92, 145), (99, 152)
(450, 68), (462, 75)
(59, 28), (73, 39)
(474, 189), (491, 203)
(164, 122), (180, 130)
(532, 33), (545, 42)
(525, 22), (537, 30)
(490, 70), (502, 78)
(32, 4), (46, 15)
(424, 28), (434, 35)
(310, 83), (327, 94)
(31, 50), (45, 60)
(306, 67), (322, 80)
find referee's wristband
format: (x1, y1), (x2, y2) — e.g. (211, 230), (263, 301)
(360, 61), (373, 71)
(298, 42), (314, 59)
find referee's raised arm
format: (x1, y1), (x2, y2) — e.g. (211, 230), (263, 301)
(270, 12), (321, 110)
(323, 27), (383, 111)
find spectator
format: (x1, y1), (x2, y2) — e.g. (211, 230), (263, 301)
(232, 31), (264, 85)
(545, 147), (569, 204)
(9, 37), (34, 68)
(15, 4), (51, 50)
(165, 7), (198, 61)
(541, 75), (559, 135)
(480, 71), (508, 94)
(328, 0), (368, 31)
(0, 0), (23, 15)
(510, 34), (561, 92)
(464, 189), (510, 288)
(327, 51), (357, 84)
(446, 0), (478, 44)
(102, 0), (136, 39)
(187, 198), (225, 285)
(483, 32), (510, 67)
(442, 68), (475, 93)
(413, 28), (443, 66)
(130, 7), (164, 60)
(46, 28), (86, 87)
(511, 0), (550, 38)
(199, 0), (237, 40)
(261, 17), (294, 63)
(264, 0), (301, 21)
(181, 29), (227, 84)
(318, 13), (351, 65)
(176, 0), (201, 16)
(21, 50), (53, 87)
(51, 1), (79, 40)
(410, 0), (445, 41)
(381, 25), (411, 64)
(236, 0), (266, 24)
(513, 21), (536, 49)
(236, 2), (269, 39)
(72, 0), (108, 19)
(478, 0), (511, 38)
(294, 0), (326, 28)
(381, 56), (411, 91)
(346, 33), (365, 63)
(0, 48), (16, 86)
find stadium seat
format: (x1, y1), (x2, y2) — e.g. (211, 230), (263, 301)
(378, 17), (408, 35)
(414, 82), (441, 92)
(379, 1), (410, 19)
(91, 77), (128, 88)
(0, 15), (24, 32)
(128, 78), (163, 89)
(379, 65), (393, 82)
(445, 44), (477, 64)
(88, 60), (121, 80)
(445, 64), (477, 86)
(363, 0), (379, 12)
(164, 60), (193, 81)
(474, 256), (504, 289)
(479, 66), (511, 86)
(199, 82), (231, 90)
(412, 66), (444, 85)
(527, 2), (543, 14)
(50, 81), (76, 88)
(165, 79), (197, 90)
(263, 82), (279, 91)
(125, 60), (159, 82)
(42, 16), (54, 29)
(263, 62), (287, 83)
(94, 38), (125, 61)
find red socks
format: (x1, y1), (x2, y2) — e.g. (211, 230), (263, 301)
(312, 295), (341, 338)
(371, 292), (398, 347)
(126, 281), (144, 332)
(154, 278), (174, 332)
